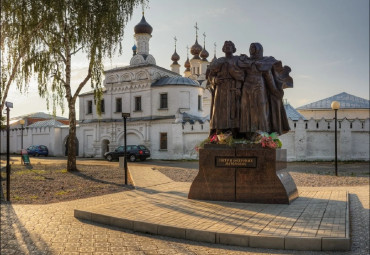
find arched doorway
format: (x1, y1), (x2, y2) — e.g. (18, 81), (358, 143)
(64, 136), (79, 156)
(101, 139), (110, 157)
(118, 133), (141, 146)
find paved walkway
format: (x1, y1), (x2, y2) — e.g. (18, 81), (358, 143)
(74, 166), (351, 252)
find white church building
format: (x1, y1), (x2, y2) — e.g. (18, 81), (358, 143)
(76, 15), (211, 159)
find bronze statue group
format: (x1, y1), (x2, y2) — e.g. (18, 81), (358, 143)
(206, 41), (293, 140)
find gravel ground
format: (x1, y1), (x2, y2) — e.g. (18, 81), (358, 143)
(0, 163), (132, 204)
(155, 162), (370, 187)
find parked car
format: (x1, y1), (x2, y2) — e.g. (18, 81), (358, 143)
(104, 145), (150, 162)
(26, 145), (49, 157)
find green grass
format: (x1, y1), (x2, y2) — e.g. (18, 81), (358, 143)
(29, 195), (38, 200)
(55, 190), (73, 196)
(55, 190), (68, 196)
(15, 169), (46, 175)
(57, 169), (68, 173)
(32, 176), (46, 180)
(13, 195), (24, 201)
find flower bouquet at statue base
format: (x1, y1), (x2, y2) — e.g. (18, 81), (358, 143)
(251, 131), (282, 149)
(195, 131), (233, 152)
(195, 130), (282, 152)
(216, 131), (233, 145)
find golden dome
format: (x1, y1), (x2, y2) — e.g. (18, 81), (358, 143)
(184, 57), (191, 70)
(171, 50), (180, 64)
(190, 39), (202, 58)
(200, 47), (209, 61)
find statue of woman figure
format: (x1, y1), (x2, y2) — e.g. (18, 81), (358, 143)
(207, 41), (244, 136)
(238, 43), (292, 138)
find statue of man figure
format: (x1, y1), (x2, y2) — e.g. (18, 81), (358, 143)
(207, 41), (244, 136)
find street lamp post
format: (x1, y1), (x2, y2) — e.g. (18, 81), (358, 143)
(19, 119), (25, 149)
(5, 101), (13, 201)
(122, 113), (130, 185)
(331, 101), (340, 176)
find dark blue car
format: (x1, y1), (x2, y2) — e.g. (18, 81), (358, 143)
(104, 145), (150, 162)
(27, 145), (49, 157)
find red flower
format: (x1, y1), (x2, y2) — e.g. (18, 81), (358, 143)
(210, 134), (218, 143)
(261, 136), (277, 149)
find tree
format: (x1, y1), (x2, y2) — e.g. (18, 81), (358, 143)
(18, 0), (144, 171)
(1, 0), (46, 114)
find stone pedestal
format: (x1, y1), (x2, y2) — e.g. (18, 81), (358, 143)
(188, 144), (298, 204)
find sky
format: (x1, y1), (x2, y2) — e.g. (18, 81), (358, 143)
(7, 0), (369, 119)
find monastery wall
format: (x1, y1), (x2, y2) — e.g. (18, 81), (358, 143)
(280, 118), (370, 161)
(1, 118), (369, 161)
(0, 126), (66, 156)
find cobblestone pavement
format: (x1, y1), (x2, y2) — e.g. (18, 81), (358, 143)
(76, 166), (350, 242)
(1, 163), (369, 255)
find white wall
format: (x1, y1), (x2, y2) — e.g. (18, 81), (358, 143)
(149, 86), (204, 117)
(79, 85), (205, 120)
(149, 120), (174, 159)
(1, 117), (369, 161)
(147, 120), (209, 160)
(280, 118), (370, 161)
(1, 126), (62, 156)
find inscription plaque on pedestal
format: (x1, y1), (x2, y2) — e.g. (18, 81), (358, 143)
(188, 144), (298, 204)
(216, 157), (257, 168)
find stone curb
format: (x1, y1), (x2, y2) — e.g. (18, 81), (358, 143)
(74, 209), (350, 251)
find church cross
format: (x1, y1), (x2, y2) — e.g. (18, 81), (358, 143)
(186, 45), (189, 58)
(214, 42), (217, 56)
(194, 22), (199, 40)
(174, 36), (177, 50)
(203, 32), (206, 47)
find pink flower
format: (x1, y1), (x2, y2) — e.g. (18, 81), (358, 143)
(261, 136), (278, 149)
(210, 134), (218, 143)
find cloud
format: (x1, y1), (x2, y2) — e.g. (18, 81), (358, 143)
(296, 74), (313, 80)
(319, 58), (353, 68)
(206, 8), (227, 17)
(296, 98), (311, 106)
(102, 61), (129, 70)
(71, 67), (89, 80)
